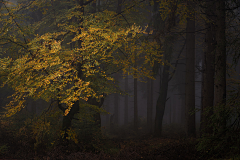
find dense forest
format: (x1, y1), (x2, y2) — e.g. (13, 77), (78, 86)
(0, 0), (240, 159)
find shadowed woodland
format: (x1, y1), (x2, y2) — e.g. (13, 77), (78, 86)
(0, 0), (240, 159)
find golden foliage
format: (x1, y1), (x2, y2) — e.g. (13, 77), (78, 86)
(0, 0), (162, 117)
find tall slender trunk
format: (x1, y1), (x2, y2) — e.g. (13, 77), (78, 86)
(153, 0), (176, 137)
(185, 0), (196, 138)
(214, 0), (226, 131)
(114, 73), (119, 126)
(112, 0), (123, 129)
(147, 78), (153, 132)
(200, 0), (215, 136)
(134, 52), (138, 132)
(124, 75), (129, 125)
(154, 36), (173, 137)
(150, 79), (153, 130)
(106, 97), (110, 127)
(169, 98), (172, 124)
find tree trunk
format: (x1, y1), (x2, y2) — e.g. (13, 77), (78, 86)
(106, 97), (110, 127)
(90, 0), (103, 129)
(147, 78), (153, 133)
(124, 75), (129, 125)
(181, 98), (185, 124)
(150, 79), (153, 130)
(200, 0), (215, 136)
(214, 0), (226, 130)
(87, 96), (104, 127)
(169, 98), (172, 124)
(114, 73), (119, 126)
(185, 0), (196, 138)
(60, 0), (84, 140)
(153, 0), (176, 137)
(62, 101), (79, 139)
(154, 36), (173, 137)
(112, 0), (123, 129)
(134, 53), (138, 132)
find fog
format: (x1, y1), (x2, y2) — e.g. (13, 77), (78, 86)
(0, 0), (239, 159)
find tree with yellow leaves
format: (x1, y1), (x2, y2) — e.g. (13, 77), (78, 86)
(0, 0), (161, 141)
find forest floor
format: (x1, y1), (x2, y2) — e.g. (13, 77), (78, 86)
(1, 123), (236, 160)
(0, 136), (206, 160)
